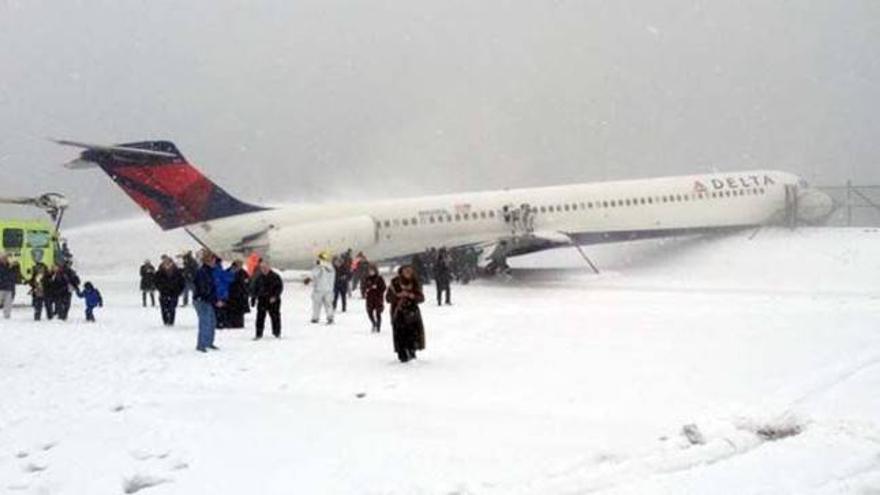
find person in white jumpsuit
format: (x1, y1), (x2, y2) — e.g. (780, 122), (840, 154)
(307, 253), (336, 324)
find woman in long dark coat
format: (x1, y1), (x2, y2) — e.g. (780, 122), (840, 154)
(225, 261), (250, 329)
(386, 264), (425, 362)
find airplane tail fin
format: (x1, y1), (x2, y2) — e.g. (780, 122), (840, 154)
(58, 140), (265, 230)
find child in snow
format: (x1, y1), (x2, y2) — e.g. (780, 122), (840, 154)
(76, 281), (104, 322)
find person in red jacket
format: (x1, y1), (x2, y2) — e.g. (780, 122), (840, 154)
(360, 263), (386, 333)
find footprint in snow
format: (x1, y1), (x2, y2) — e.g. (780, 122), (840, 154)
(23, 462), (47, 473)
(15, 451), (29, 459)
(131, 450), (171, 461)
(41, 442), (58, 452)
(122, 474), (171, 494)
(111, 404), (126, 413)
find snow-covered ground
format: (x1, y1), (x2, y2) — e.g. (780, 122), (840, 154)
(2, 219), (879, 494)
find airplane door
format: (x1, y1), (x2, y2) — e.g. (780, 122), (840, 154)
(501, 203), (535, 236)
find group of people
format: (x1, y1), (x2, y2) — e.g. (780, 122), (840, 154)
(138, 248), (429, 362)
(139, 252), (253, 330)
(305, 251), (426, 362)
(0, 253), (103, 322)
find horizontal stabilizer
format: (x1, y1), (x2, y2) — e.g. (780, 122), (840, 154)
(52, 138), (179, 158)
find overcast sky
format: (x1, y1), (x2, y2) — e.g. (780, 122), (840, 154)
(1, 0), (878, 225)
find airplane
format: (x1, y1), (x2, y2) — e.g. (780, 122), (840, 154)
(58, 139), (835, 271)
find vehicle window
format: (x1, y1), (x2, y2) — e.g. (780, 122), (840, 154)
(2, 228), (24, 249)
(27, 230), (51, 248)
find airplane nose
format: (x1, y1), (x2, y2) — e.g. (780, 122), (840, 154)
(797, 188), (835, 224)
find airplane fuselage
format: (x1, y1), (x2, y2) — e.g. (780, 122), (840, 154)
(185, 169), (832, 269)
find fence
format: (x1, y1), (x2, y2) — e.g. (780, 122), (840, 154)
(818, 182), (880, 227)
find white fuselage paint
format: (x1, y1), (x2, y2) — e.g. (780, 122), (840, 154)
(184, 170), (830, 270)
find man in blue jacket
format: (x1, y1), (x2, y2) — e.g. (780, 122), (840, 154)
(193, 250), (221, 352)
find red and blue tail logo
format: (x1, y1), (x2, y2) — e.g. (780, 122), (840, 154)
(65, 140), (265, 230)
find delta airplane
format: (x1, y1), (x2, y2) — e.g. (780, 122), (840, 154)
(59, 140), (834, 270)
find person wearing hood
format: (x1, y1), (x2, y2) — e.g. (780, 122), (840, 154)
(304, 252), (335, 325)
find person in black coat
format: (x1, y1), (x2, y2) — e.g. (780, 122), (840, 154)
(0, 254), (15, 319)
(433, 248), (452, 306)
(154, 258), (186, 326)
(361, 264), (386, 333)
(28, 264), (49, 321)
(139, 260), (157, 307)
(332, 256), (350, 312)
(251, 260), (283, 339)
(225, 260), (250, 329)
(49, 263), (80, 321)
(386, 264), (426, 362)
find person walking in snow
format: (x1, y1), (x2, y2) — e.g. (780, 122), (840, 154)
(50, 262), (80, 321)
(252, 260), (283, 339)
(0, 254), (15, 319)
(179, 250), (198, 307)
(154, 258), (185, 326)
(332, 256), (350, 313)
(139, 260), (157, 307)
(226, 260), (250, 329)
(350, 252), (368, 296)
(433, 248), (453, 306)
(192, 249), (220, 352)
(386, 264), (426, 362)
(75, 281), (103, 322)
(212, 257), (234, 329)
(29, 263), (48, 321)
(361, 263), (386, 333)
(304, 252), (335, 325)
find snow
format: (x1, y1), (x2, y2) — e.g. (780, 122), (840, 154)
(2, 220), (879, 494)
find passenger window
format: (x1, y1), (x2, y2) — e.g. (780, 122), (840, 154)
(384, 220), (391, 227)
(411, 217), (418, 225)
(463, 213), (469, 220)
(480, 211), (487, 219)
(587, 202), (593, 208)
(488, 211), (495, 218)
(455, 214), (461, 221)
(429, 216), (435, 223)
(393, 219), (400, 227)
(402, 219), (409, 226)
(602, 201), (608, 208)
